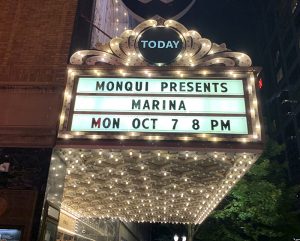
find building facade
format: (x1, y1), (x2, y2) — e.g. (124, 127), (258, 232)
(256, 0), (300, 184)
(0, 1), (77, 240)
(0, 1), (264, 241)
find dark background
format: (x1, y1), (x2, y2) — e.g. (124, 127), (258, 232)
(180, 0), (260, 64)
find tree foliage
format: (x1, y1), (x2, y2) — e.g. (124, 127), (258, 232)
(194, 140), (300, 241)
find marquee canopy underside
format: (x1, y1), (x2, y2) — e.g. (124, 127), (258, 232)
(49, 147), (261, 224)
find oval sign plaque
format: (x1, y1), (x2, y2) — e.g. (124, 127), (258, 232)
(137, 26), (183, 65)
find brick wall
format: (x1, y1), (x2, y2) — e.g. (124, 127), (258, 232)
(0, 1), (78, 147)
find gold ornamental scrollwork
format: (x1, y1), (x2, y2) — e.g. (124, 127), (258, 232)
(70, 19), (252, 67)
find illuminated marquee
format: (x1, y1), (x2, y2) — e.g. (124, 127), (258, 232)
(56, 18), (263, 226)
(60, 18), (262, 144)
(59, 67), (261, 144)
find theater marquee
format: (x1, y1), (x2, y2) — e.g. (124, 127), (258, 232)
(54, 18), (264, 226)
(58, 18), (262, 145)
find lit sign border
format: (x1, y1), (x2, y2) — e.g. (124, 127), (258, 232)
(59, 66), (262, 144)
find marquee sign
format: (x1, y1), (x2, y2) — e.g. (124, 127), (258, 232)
(59, 66), (262, 144)
(62, 18), (262, 144)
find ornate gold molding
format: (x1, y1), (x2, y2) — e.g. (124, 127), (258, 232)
(70, 19), (252, 67)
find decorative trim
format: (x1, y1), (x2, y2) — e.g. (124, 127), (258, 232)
(70, 19), (252, 67)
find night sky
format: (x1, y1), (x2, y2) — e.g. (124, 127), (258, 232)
(179, 0), (261, 64)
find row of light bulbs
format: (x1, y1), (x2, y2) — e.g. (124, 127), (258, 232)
(64, 149), (240, 160)
(113, 0), (128, 37)
(67, 67), (252, 78)
(63, 149), (247, 177)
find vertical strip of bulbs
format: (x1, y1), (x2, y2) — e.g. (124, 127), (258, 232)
(114, 0), (129, 37)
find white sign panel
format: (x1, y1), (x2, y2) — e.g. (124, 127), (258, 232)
(76, 78), (244, 95)
(69, 77), (248, 135)
(71, 114), (248, 134)
(74, 96), (246, 114)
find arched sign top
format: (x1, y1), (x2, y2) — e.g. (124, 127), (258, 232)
(137, 26), (184, 65)
(70, 19), (252, 67)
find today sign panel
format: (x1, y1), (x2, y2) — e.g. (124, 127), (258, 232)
(70, 77), (248, 135)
